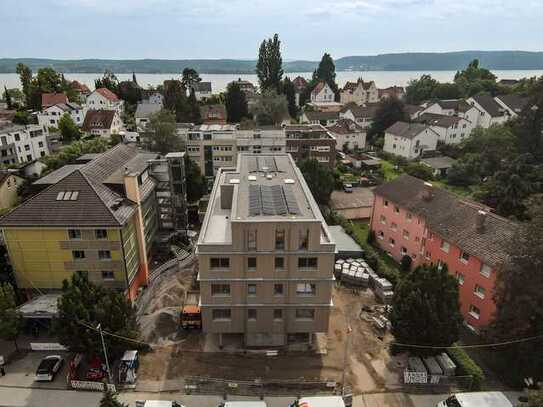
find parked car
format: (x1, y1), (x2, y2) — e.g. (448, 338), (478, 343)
(35, 355), (64, 382)
(343, 183), (353, 193)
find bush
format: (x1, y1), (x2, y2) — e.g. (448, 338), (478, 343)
(447, 344), (485, 390)
(400, 254), (412, 272)
(367, 230), (375, 245)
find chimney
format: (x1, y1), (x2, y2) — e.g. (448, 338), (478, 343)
(476, 210), (487, 233)
(422, 182), (433, 201)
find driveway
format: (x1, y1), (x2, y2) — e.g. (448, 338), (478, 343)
(0, 351), (69, 390)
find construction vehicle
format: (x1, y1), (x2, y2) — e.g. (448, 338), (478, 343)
(180, 290), (201, 329)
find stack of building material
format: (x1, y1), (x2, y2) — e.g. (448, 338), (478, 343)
(374, 277), (394, 304)
(336, 258), (372, 287)
(407, 356), (428, 374)
(436, 353), (457, 376)
(423, 356), (444, 376)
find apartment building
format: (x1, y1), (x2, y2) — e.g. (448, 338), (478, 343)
(185, 124), (285, 177)
(370, 175), (518, 329)
(0, 124), (51, 165)
(284, 124), (337, 168)
(0, 143), (188, 300)
(197, 153), (335, 347)
(37, 102), (85, 130)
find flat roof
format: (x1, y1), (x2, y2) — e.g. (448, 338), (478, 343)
(18, 294), (61, 319)
(330, 187), (374, 210)
(199, 154), (330, 245)
(328, 225), (363, 254)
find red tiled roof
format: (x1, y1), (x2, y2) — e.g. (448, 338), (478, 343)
(95, 88), (119, 102)
(71, 81), (91, 94)
(82, 109), (116, 130)
(41, 93), (68, 108)
(293, 76), (308, 91)
(311, 81), (326, 95)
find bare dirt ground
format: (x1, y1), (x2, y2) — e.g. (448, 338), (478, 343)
(137, 273), (404, 393)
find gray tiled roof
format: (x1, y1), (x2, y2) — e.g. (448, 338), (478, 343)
(495, 94), (530, 114)
(385, 121), (431, 140)
(135, 103), (162, 119)
(373, 174), (518, 266)
(0, 144), (155, 227)
(304, 110), (339, 121)
(421, 156), (457, 169)
(417, 113), (465, 128)
(471, 95), (505, 117)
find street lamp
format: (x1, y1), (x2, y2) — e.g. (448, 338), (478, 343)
(97, 323), (113, 383)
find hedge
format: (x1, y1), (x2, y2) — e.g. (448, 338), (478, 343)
(447, 344), (485, 390)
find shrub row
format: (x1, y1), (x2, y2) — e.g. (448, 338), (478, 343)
(447, 344), (485, 390)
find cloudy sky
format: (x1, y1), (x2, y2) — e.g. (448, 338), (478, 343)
(1, 0), (542, 60)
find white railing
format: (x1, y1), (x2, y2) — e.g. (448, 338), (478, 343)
(70, 380), (116, 392)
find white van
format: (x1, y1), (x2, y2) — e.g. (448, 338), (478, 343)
(294, 396), (345, 407)
(221, 402), (267, 407)
(437, 391), (512, 407)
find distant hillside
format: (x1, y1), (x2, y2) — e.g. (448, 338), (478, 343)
(1, 51), (543, 74)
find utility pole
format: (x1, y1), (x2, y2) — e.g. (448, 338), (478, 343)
(97, 323), (112, 383)
(341, 323), (352, 397)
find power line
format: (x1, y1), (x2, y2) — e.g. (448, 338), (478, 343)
(392, 334), (543, 350)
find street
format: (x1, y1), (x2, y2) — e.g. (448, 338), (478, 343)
(0, 386), (445, 407)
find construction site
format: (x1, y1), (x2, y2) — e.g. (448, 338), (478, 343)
(135, 256), (406, 394)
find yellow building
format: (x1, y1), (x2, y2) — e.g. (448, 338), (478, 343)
(0, 144), (161, 300)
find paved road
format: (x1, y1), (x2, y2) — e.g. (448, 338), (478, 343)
(0, 387), (524, 407)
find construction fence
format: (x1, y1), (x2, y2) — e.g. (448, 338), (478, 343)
(184, 376), (339, 397)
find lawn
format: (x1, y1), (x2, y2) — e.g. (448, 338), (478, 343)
(380, 160), (402, 181)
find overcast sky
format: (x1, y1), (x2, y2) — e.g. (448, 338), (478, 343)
(1, 0), (542, 60)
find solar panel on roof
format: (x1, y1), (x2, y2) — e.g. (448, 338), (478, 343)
(271, 185), (287, 215)
(261, 186), (275, 215)
(282, 185), (300, 215)
(248, 185), (262, 216)
(247, 157), (258, 173)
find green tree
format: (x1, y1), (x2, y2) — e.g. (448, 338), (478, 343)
(187, 89), (201, 124)
(489, 206), (543, 385)
(16, 63), (34, 108)
(404, 162), (433, 181)
(256, 34), (283, 92)
(391, 264), (463, 353)
(146, 110), (181, 154)
(447, 154), (481, 186)
(58, 113), (81, 143)
(117, 81), (142, 106)
(41, 138), (110, 172)
(35, 67), (63, 93)
(250, 90), (288, 125)
(367, 97), (408, 144)
(0, 283), (23, 351)
(185, 155), (207, 203)
(12, 110), (30, 125)
(181, 68), (201, 91)
(3, 85), (12, 109)
(454, 59), (499, 97)
(162, 80), (189, 122)
(281, 77), (298, 118)
(225, 82), (248, 123)
(314, 53), (339, 98)
(95, 70), (120, 95)
(53, 273), (139, 356)
(99, 389), (127, 407)
(430, 82), (463, 100)
(298, 159), (335, 205)
(404, 74), (438, 104)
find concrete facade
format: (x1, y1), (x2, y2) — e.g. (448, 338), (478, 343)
(197, 153), (335, 346)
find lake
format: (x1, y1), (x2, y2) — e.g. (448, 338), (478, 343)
(1, 70), (543, 93)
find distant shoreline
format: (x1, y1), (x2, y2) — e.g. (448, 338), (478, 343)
(2, 51), (543, 74)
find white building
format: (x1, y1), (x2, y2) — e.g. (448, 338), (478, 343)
(417, 113), (473, 144)
(37, 103), (85, 130)
(466, 95), (509, 128)
(339, 104), (379, 129)
(86, 88), (124, 114)
(494, 94), (530, 119)
(82, 109), (123, 139)
(419, 99), (481, 126)
(141, 91), (164, 105)
(340, 79), (378, 105)
(192, 82), (212, 101)
(310, 81), (335, 104)
(327, 118), (366, 151)
(185, 124), (285, 177)
(0, 124), (51, 164)
(383, 122), (439, 160)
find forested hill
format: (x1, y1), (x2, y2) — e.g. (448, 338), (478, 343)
(1, 51), (543, 74)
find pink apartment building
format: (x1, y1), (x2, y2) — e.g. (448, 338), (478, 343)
(370, 174), (518, 330)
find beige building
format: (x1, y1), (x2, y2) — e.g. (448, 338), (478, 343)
(197, 153), (335, 347)
(0, 171), (23, 211)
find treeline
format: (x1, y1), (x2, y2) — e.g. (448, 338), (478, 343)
(3, 51), (543, 73)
